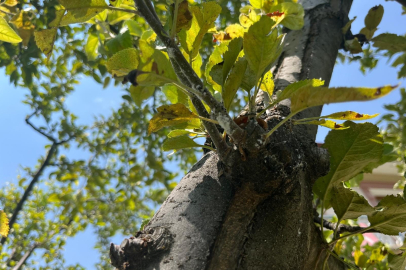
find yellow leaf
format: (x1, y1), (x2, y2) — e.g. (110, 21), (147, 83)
(4, 0), (18, 6)
(148, 103), (198, 134)
(106, 48), (139, 77)
(295, 119), (349, 130)
(260, 70), (274, 98)
(0, 210), (9, 237)
(321, 111), (379, 121)
(0, 16), (22, 43)
(34, 29), (58, 58)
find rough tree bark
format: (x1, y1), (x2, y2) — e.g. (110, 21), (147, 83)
(110, 0), (353, 269)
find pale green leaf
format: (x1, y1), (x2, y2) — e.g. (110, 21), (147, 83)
(268, 2), (305, 30)
(129, 85), (155, 107)
(105, 30), (133, 55)
(313, 122), (383, 204)
(372, 34), (406, 53)
(0, 16), (22, 43)
(162, 84), (189, 105)
(85, 32), (99, 61)
(244, 16), (283, 84)
(205, 42), (228, 92)
(388, 252), (406, 269)
(58, 0), (108, 26)
(162, 135), (201, 151)
(106, 48), (139, 77)
(107, 4), (135, 24)
(223, 56), (248, 111)
(368, 195), (406, 235)
(124, 20), (143, 36)
(167, 130), (197, 138)
(364, 5), (384, 31)
(331, 184), (374, 220)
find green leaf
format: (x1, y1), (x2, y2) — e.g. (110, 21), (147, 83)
(268, 2), (305, 30)
(249, 0), (265, 9)
(167, 129), (197, 138)
(85, 32), (99, 61)
(362, 143), (398, 174)
(58, 0), (108, 26)
(313, 122), (383, 205)
(129, 85), (155, 107)
(278, 81), (397, 114)
(223, 56), (248, 111)
(179, 1), (221, 60)
(205, 42), (229, 92)
(162, 84), (189, 105)
(148, 103), (198, 134)
(0, 210), (9, 237)
(124, 20), (143, 36)
(107, 4), (135, 24)
(364, 5), (384, 31)
(368, 195), (406, 235)
(331, 184), (374, 220)
(344, 38), (363, 54)
(372, 34), (406, 53)
(34, 29), (57, 58)
(0, 16), (22, 43)
(105, 30), (133, 55)
(388, 252), (406, 269)
(244, 16), (283, 84)
(162, 135), (201, 151)
(222, 37), (243, 85)
(106, 48), (139, 77)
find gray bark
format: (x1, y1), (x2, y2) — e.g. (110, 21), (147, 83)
(110, 0), (353, 269)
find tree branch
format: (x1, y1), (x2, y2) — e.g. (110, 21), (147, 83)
(11, 243), (40, 270)
(1, 112), (75, 245)
(313, 216), (378, 235)
(133, 0), (245, 150)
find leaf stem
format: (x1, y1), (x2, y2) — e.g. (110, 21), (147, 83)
(171, 0), (180, 39)
(265, 112), (295, 139)
(256, 100), (278, 118)
(197, 115), (219, 124)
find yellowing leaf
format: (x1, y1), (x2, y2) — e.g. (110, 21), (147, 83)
(345, 38), (363, 54)
(278, 82), (397, 114)
(167, 129), (197, 138)
(205, 42), (229, 92)
(239, 9), (260, 28)
(260, 70), (274, 98)
(0, 210), (9, 237)
(244, 16), (283, 84)
(372, 33), (406, 53)
(107, 4), (135, 25)
(106, 48), (139, 77)
(268, 2), (305, 30)
(148, 103), (198, 134)
(4, 0), (18, 7)
(162, 84), (189, 105)
(175, 0), (192, 33)
(0, 16), (22, 43)
(365, 5), (384, 31)
(313, 122), (383, 205)
(321, 111), (379, 121)
(162, 135), (201, 151)
(34, 29), (58, 58)
(179, 1), (221, 60)
(359, 27), (376, 41)
(295, 119), (349, 130)
(58, 0), (108, 26)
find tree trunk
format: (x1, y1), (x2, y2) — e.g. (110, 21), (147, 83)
(110, 0), (353, 269)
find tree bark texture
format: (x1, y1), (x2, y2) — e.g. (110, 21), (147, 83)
(110, 0), (353, 269)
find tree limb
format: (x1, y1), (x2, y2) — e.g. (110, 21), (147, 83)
(313, 216), (378, 235)
(133, 0), (245, 149)
(1, 112), (75, 245)
(11, 243), (40, 270)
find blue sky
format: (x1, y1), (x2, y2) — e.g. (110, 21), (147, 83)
(0, 0), (405, 268)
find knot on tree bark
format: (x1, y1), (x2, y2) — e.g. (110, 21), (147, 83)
(110, 227), (173, 269)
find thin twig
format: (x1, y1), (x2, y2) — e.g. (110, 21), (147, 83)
(12, 243), (40, 270)
(313, 216), (378, 235)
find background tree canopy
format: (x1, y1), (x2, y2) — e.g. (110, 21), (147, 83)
(0, 0), (405, 269)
